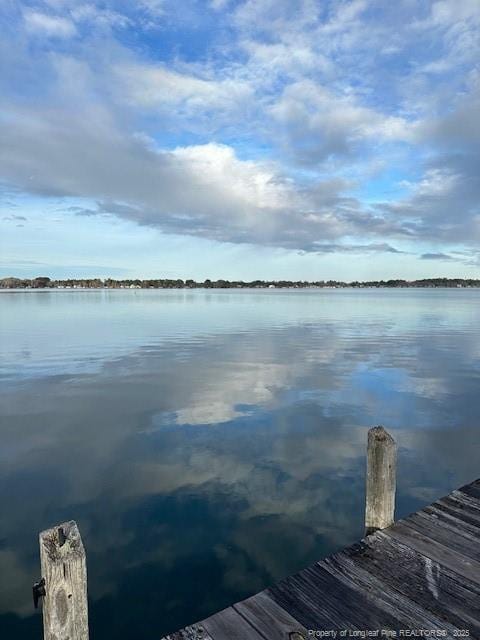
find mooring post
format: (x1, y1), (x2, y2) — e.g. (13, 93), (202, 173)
(38, 520), (89, 640)
(365, 426), (397, 536)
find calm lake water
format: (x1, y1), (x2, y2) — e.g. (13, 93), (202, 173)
(1, 288), (480, 638)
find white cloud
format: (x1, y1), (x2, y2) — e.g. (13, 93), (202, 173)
(411, 0), (480, 72)
(233, 0), (320, 34)
(210, 0), (230, 10)
(415, 168), (460, 199)
(137, 0), (166, 17)
(321, 0), (367, 34)
(428, 0), (480, 27)
(70, 4), (132, 29)
(240, 39), (332, 80)
(23, 9), (77, 37)
(270, 80), (413, 163)
(172, 143), (292, 211)
(116, 63), (253, 118)
(376, 160), (480, 244)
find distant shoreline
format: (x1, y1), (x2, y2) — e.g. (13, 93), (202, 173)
(1, 277), (480, 291)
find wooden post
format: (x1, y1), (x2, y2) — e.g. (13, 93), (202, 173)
(39, 520), (89, 640)
(365, 426), (397, 536)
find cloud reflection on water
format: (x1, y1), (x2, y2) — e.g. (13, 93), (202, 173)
(0, 290), (479, 638)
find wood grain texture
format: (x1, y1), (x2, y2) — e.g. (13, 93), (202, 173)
(342, 531), (480, 633)
(234, 590), (308, 639)
(458, 480), (480, 501)
(402, 511), (480, 561)
(202, 606), (265, 639)
(450, 488), (480, 514)
(386, 519), (480, 584)
(39, 520), (88, 640)
(427, 499), (480, 530)
(320, 551), (458, 632)
(266, 571), (338, 631)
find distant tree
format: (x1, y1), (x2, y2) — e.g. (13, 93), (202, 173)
(0, 277), (23, 288)
(32, 276), (51, 288)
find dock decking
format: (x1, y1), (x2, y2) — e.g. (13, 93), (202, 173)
(163, 479), (480, 639)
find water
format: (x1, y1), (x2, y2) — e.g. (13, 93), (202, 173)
(1, 288), (479, 638)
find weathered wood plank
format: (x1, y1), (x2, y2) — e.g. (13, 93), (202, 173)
(266, 572), (338, 631)
(270, 553), (428, 631)
(326, 555), (460, 630)
(202, 606), (265, 640)
(318, 552), (458, 632)
(386, 520), (480, 584)
(233, 590), (307, 639)
(458, 479), (480, 501)
(452, 488), (480, 512)
(39, 520), (88, 640)
(432, 497), (480, 530)
(403, 511), (480, 561)
(419, 504), (480, 540)
(342, 531), (480, 633)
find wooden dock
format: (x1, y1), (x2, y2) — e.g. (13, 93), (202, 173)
(162, 478), (480, 639)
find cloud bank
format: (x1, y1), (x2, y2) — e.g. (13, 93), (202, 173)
(0, 0), (479, 262)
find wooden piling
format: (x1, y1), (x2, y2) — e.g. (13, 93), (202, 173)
(365, 425), (397, 536)
(39, 520), (89, 640)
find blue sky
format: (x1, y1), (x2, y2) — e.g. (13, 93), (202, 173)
(0, 0), (479, 280)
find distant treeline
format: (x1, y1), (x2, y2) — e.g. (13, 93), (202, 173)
(1, 276), (480, 289)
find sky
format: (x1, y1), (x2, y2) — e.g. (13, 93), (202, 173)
(0, 0), (479, 281)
